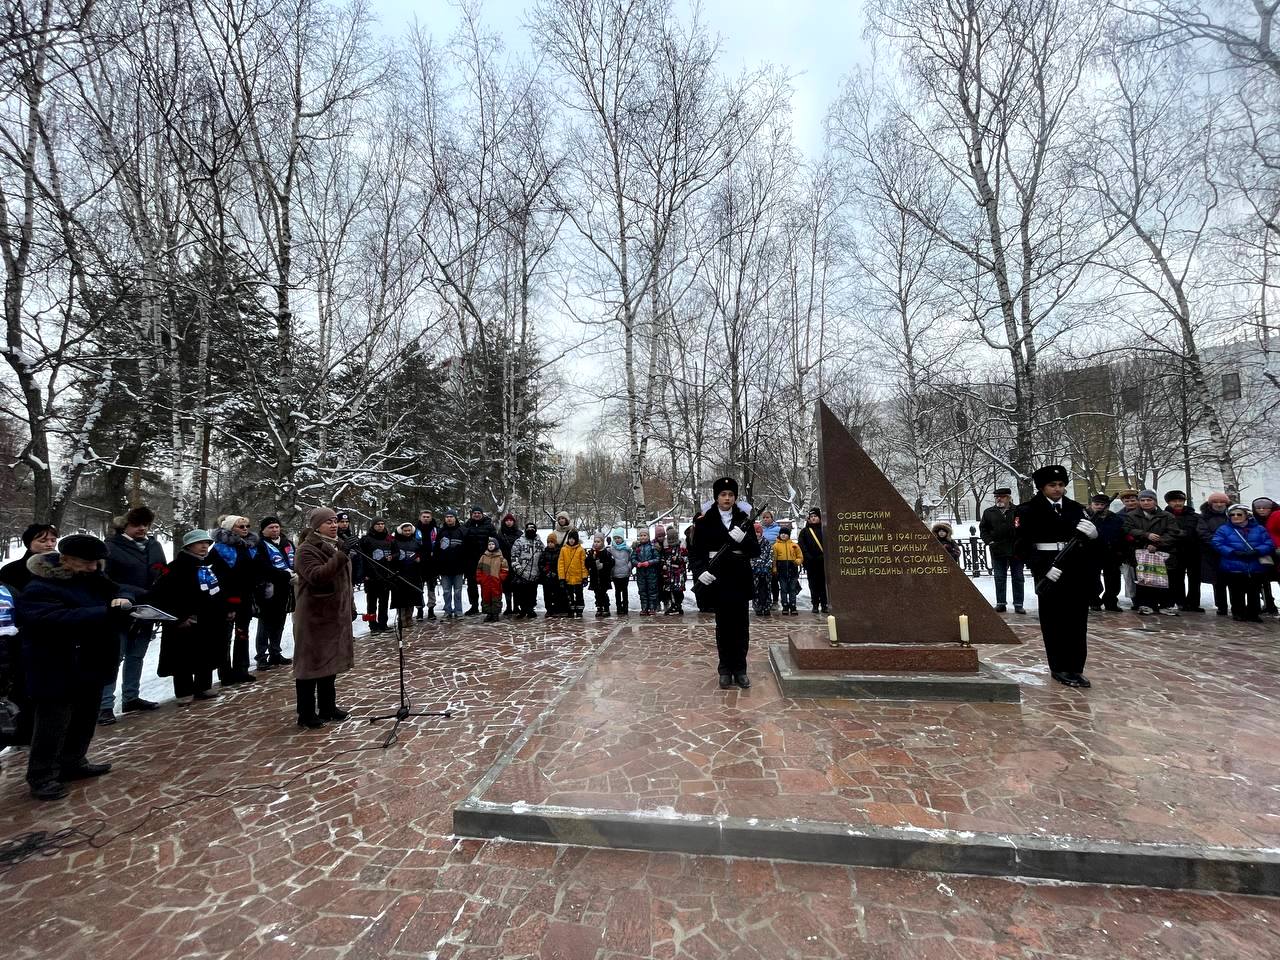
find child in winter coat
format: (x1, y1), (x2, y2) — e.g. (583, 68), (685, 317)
(585, 534), (616, 616)
(1251, 498), (1279, 614)
(607, 531), (632, 615)
(660, 527), (687, 615)
(508, 522), (544, 618)
(476, 536), (508, 622)
(751, 521), (773, 616)
(1212, 505), (1277, 622)
(772, 527), (804, 613)
(932, 522), (963, 563)
(540, 533), (564, 617)
(632, 529), (661, 614)
(557, 531), (587, 618)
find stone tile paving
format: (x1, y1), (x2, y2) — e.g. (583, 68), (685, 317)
(0, 611), (1276, 959)
(474, 613), (1280, 854)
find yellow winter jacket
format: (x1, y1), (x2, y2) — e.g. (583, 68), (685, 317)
(772, 539), (803, 573)
(557, 543), (587, 585)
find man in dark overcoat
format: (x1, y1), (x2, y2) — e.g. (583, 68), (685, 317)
(1014, 465), (1099, 688)
(693, 477), (761, 689)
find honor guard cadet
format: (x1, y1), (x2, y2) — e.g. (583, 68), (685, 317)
(693, 477), (761, 689)
(1014, 465), (1100, 688)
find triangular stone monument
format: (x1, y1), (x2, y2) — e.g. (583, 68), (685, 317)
(785, 401), (1020, 675)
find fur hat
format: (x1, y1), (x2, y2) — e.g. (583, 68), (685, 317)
(1163, 490), (1187, 502)
(1032, 465), (1068, 488)
(994, 487), (1012, 497)
(712, 476), (739, 497)
(1090, 493), (1112, 506)
(125, 505), (154, 527)
(58, 534), (108, 561)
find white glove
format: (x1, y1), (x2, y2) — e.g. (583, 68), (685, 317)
(1045, 567), (1062, 583)
(698, 571), (716, 586)
(1075, 519), (1098, 540)
(728, 526), (745, 543)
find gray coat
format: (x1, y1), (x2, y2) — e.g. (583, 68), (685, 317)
(509, 535), (544, 583)
(292, 531), (355, 681)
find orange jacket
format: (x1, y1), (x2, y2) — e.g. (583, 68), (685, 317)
(557, 543), (586, 585)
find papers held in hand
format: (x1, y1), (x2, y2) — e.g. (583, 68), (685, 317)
(129, 604), (178, 622)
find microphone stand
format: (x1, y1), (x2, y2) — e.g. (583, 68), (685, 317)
(366, 612), (451, 745)
(347, 544), (452, 745)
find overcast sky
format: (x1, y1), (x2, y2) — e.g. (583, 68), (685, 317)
(366, 0), (871, 160)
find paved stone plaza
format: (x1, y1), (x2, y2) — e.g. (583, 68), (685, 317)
(1, 610), (1279, 958)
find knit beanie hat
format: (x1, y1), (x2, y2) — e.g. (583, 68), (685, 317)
(221, 515), (248, 530)
(1138, 489), (1158, 500)
(260, 515), (281, 531)
(308, 507), (336, 529)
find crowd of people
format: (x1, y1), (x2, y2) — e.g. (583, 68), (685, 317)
(4, 472), (1270, 800)
(977, 486), (1280, 624)
(0, 491), (829, 800)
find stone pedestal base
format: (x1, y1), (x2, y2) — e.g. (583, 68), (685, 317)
(789, 633), (978, 672)
(769, 643), (1021, 703)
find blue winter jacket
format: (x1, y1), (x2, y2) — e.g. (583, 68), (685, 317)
(1212, 518), (1276, 575)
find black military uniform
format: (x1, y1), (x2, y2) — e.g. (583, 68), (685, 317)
(1014, 465), (1098, 688)
(693, 477), (761, 688)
